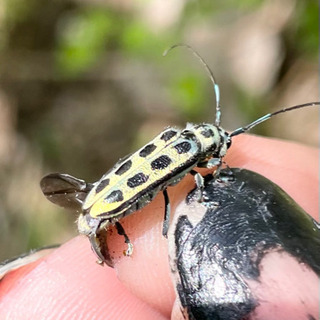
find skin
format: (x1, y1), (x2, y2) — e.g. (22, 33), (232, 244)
(0, 134), (318, 319)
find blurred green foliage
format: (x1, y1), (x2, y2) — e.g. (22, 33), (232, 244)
(56, 9), (116, 77)
(294, 2), (318, 57)
(121, 20), (174, 58)
(169, 72), (208, 120)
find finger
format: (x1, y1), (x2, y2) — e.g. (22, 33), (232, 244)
(226, 134), (318, 219)
(171, 250), (319, 320)
(1, 135), (317, 319)
(109, 134), (318, 311)
(168, 138), (319, 319)
(0, 237), (168, 320)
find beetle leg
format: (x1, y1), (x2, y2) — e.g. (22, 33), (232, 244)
(198, 158), (233, 180)
(214, 160), (234, 180)
(115, 222), (133, 256)
(162, 188), (170, 237)
(217, 161), (235, 181)
(190, 170), (204, 202)
(89, 231), (114, 268)
(198, 157), (221, 168)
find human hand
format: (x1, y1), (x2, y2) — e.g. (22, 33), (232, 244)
(0, 135), (318, 319)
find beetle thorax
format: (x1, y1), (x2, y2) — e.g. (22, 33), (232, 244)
(182, 123), (230, 159)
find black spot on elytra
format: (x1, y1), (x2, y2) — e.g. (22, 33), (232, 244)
(115, 160), (132, 176)
(139, 143), (157, 157)
(127, 172), (149, 188)
(151, 155), (172, 170)
(174, 141), (192, 154)
(104, 190), (124, 203)
(160, 130), (178, 142)
(201, 128), (214, 138)
(95, 178), (110, 193)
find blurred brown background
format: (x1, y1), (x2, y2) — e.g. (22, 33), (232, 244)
(0, 0), (318, 261)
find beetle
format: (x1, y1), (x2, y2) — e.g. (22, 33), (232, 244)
(40, 45), (319, 266)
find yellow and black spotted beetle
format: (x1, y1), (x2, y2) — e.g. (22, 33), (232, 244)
(40, 45), (319, 267)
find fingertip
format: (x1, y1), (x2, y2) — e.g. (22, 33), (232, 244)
(0, 237), (166, 319)
(5, 135), (314, 319)
(171, 298), (185, 320)
(105, 134), (318, 317)
(108, 194), (176, 317)
(226, 135), (318, 219)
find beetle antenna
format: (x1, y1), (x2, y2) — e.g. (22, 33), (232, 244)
(230, 102), (320, 137)
(163, 44), (222, 127)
